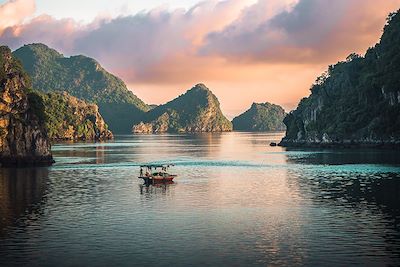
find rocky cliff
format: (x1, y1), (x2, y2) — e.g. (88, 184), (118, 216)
(0, 46), (53, 166)
(132, 84), (232, 133)
(232, 102), (286, 131)
(37, 91), (113, 141)
(13, 43), (149, 133)
(280, 11), (400, 148)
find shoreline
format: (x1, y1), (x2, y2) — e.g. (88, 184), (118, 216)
(279, 139), (400, 150)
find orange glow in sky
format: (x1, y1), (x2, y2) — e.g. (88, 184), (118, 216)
(1, 0), (399, 117)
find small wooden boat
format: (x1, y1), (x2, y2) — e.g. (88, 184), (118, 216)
(138, 164), (177, 184)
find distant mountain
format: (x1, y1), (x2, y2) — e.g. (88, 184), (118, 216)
(280, 11), (400, 148)
(0, 46), (53, 166)
(132, 84), (233, 133)
(13, 43), (149, 133)
(34, 91), (113, 141)
(232, 102), (286, 131)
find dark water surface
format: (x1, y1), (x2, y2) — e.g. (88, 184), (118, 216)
(1, 132), (400, 266)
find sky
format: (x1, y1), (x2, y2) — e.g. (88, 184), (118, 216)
(31, 0), (202, 22)
(0, 0), (399, 118)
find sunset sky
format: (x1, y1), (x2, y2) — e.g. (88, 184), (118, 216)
(1, 0), (399, 118)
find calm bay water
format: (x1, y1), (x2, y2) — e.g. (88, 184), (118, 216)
(0, 132), (400, 266)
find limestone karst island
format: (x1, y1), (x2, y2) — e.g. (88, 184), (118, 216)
(0, 1), (399, 266)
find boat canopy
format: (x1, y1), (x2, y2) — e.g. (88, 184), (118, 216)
(140, 164), (174, 169)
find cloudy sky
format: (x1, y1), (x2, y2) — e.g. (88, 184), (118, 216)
(0, 0), (399, 117)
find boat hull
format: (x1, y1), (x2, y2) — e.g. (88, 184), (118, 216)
(153, 177), (175, 183)
(139, 175), (177, 184)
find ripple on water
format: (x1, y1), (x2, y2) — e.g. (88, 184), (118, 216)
(1, 133), (400, 266)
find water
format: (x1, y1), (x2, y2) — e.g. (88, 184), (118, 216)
(0, 132), (400, 266)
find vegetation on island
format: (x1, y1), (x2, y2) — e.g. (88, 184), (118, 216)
(281, 10), (400, 146)
(29, 91), (113, 141)
(13, 43), (149, 133)
(132, 84), (233, 133)
(0, 46), (53, 166)
(232, 102), (286, 131)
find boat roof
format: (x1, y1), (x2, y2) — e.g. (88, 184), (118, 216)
(140, 164), (174, 168)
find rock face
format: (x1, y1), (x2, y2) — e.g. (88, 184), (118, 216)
(13, 43), (149, 133)
(132, 84), (233, 133)
(280, 11), (400, 148)
(232, 102), (286, 131)
(37, 91), (113, 141)
(0, 46), (53, 166)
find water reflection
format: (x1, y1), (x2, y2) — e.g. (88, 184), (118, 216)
(139, 182), (174, 195)
(1, 133), (400, 266)
(0, 168), (49, 236)
(285, 148), (400, 165)
(95, 145), (106, 164)
(285, 149), (400, 217)
(285, 167), (400, 265)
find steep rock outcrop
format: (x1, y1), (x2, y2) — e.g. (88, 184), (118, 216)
(13, 43), (149, 133)
(38, 91), (113, 141)
(280, 11), (400, 148)
(132, 84), (232, 133)
(233, 102), (286, 131)
(0, 46), (53, 166)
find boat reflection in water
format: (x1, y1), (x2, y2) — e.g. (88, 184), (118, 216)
(139, 181), (175, 195)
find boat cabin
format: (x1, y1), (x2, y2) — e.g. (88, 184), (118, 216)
(139, 164), (177, 184)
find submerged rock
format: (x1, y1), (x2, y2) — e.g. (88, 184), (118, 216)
(0, 46), (54, 166)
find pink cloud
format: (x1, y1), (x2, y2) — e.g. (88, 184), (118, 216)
(1, 14), (84, 52)
(2, 0), (398, 82)
(0, 0), (252, 80)
(0, 0), (399, 115)
(0, 0), (35, 33)
(201, 0), (400, 63)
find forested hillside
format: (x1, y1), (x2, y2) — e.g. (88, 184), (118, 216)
(280, 11), (400, 148)
(14, 44), (149, 133)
